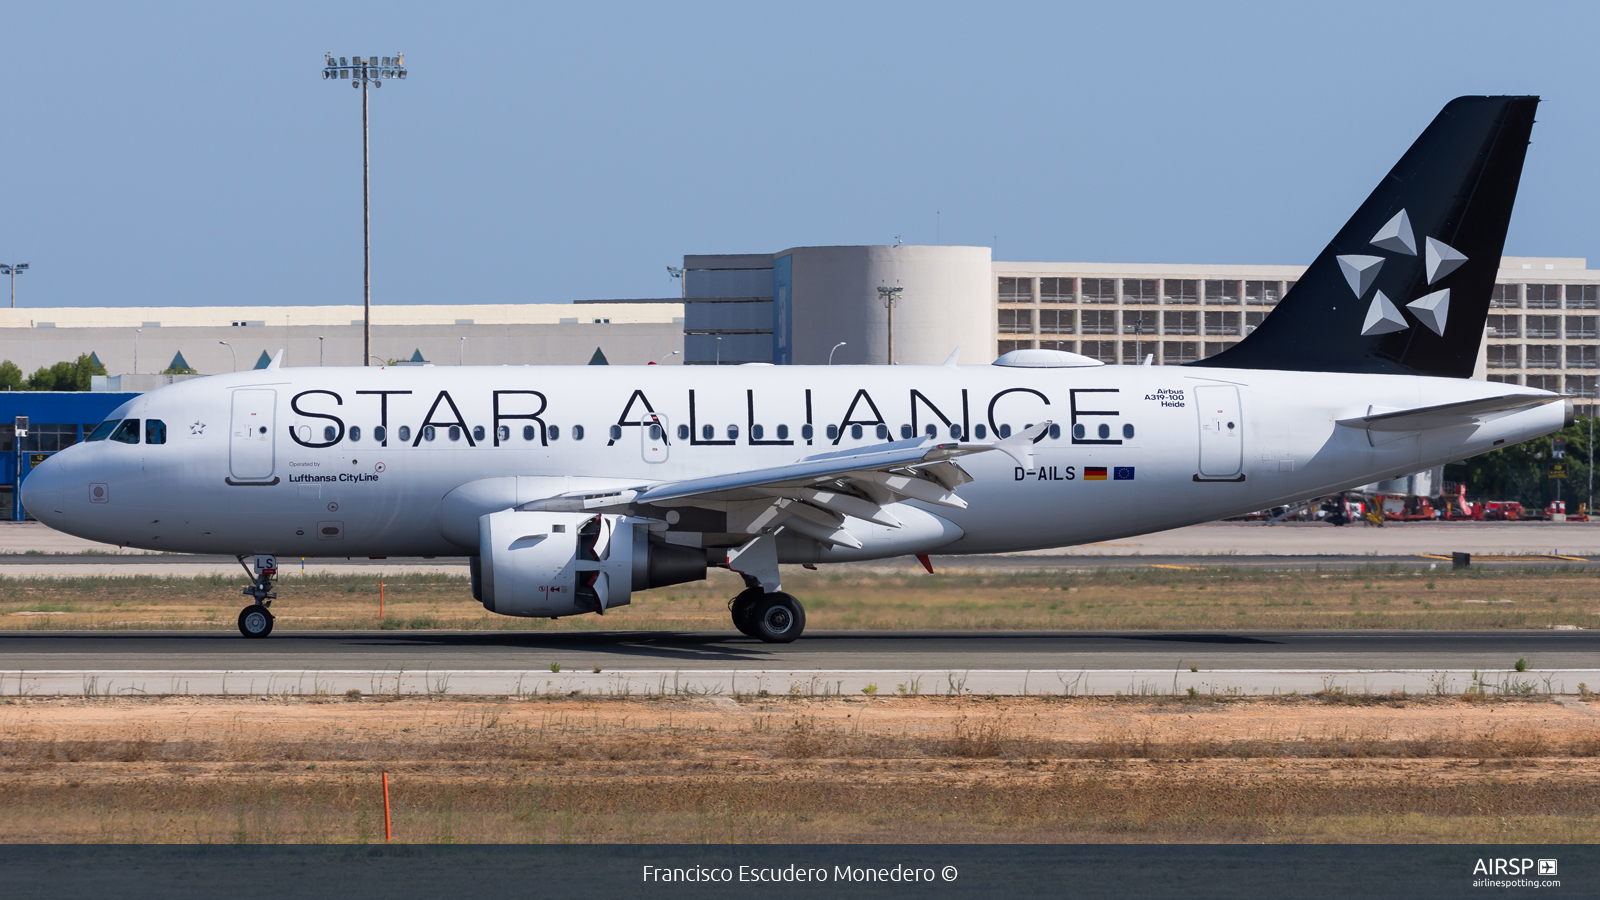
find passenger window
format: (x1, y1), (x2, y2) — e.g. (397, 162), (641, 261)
(448, 426), (460, 442)
(875, 424), (888, 440)
(900, 424), (912, 439)
(926, 424), (937, 437)
(999, 424), (1012, 439)
(110, 419), (140, 444)
(701, 424), (714, 440)
(349, 426), (362, 442)
(86, 420), (119, 442)
(523, 425), (536, 441)
(777, 424), (789, 440)
(397, 425), (411, 442)
(472, 426), (485, 442)
(1073, 424), (1085, 439)
(974, 424), (987, 439)
(677, 424), (689, 440)
(1049, 424), (1061, 439)
(1097, 423), (1110, 440)
(548, 425), (560, 441)
(751, 424), (764, 440)
(145, 419), (167, 445)
(727, 424), (739, 440)
(497, 425), (509, 442)
(324, 425), (337, 442)
(826, 425), (838, 440)
(374, 425), (387, 443)
(1123, 424), (1136, 439)
(572, 424), (585, 441)
(649, 424), (662, 440)
(423, 426), (437, 442)
(851, 424), (863, 440)
(950, 424), (963, 439)
(802, 424), (814, 440)
(609, 425), (622, 441)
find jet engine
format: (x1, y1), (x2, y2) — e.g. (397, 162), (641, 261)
(471, 510), (705, 617)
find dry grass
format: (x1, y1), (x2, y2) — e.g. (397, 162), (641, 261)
(2, 694), (1599, 843)
(1, 564), (1599, 632)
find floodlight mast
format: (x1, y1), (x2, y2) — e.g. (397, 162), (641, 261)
(0, 263), (28, 309)
(877, 283), (903, 364)
(324, 52), (407, 366)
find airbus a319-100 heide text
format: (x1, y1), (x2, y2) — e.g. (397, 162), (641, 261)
(22, 96), (1568, 642)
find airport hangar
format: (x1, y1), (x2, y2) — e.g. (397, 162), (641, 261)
(0, 245), (1596, 519)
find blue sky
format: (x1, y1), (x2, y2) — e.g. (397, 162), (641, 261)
(2, 1), (1598, 308)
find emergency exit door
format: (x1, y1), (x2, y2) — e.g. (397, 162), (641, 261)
(1194, 385), (1243, 479)
(229, 389), (277, 481)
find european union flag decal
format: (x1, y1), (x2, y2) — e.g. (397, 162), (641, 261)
(1114, 466), (1135, 480)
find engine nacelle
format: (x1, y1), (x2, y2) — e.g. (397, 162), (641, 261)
(472, 510), (705, 617)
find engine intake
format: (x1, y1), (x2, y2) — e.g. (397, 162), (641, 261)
(472, 510), (704, 617)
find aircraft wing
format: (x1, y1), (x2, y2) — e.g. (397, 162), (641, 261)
(524, 423), (1050, 549)
(1336, 394), (1562, 433)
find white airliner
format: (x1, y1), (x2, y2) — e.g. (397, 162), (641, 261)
(21, 96), (1566, 642)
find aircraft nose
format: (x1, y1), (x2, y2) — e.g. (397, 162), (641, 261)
(20, 451), (72, 530)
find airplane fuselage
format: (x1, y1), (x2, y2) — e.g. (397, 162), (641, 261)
(22, 363), (1566, 561)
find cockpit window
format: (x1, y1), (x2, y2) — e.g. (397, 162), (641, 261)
(145, 420), (166, 445)
(86, 420), (120, 442)
(109, 419), (140, 444)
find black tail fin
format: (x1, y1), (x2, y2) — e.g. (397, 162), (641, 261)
(1191, 96), (1538, 378)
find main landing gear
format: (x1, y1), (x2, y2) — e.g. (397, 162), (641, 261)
(236, 554), (278, 639)
(729, 585), (806, 643)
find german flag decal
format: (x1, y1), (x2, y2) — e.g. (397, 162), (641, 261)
(1084, 467), (1108, 481)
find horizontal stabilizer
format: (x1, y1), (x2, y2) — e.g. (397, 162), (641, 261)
(1336, 393), (1562, 433)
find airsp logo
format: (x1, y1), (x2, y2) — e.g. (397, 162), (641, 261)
(1472, 858), (1554, 876)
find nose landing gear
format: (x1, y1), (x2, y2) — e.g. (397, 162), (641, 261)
(236, 554), (278, 639)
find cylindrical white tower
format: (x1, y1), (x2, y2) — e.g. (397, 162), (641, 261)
(784, 245), (995, 365)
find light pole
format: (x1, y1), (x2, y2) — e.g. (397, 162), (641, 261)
(655, 350), (680, 364)
(324, 52), (408, 368)
(219, 341), (236, 372)
(459, 336), (466, 366)
(318, 335), (325, 366)
(828, 341), (847, 365)
(877, 283), (903, 364)
(0, 263), (27, 308)
(134, 329), (141, 375)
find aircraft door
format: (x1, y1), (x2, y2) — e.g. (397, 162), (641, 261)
(641, 413), (669, 464)
(229, 389), (277, 481)
(1194, 385), (1243, 479)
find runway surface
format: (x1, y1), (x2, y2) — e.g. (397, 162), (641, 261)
(6, 630), (1596, 698)
(7, 628), (1597, 670)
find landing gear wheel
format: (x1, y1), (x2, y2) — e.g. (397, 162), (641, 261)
(729, 588), (763, 637)
(238, 604), (274, 638)
(753, 592), (805, 644)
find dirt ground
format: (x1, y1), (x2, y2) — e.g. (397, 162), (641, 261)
(3, 694), (1598, 843)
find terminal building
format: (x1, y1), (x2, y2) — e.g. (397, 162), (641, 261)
(682, 246), (1600, 410)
